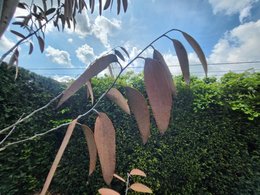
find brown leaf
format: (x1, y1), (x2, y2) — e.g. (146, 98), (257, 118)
(10, 30), (25, 39)
(153, 49), (177, 97)
(104, 0), (111, 10)
(125, 87), (150, 144)
(40, 119), (77, 195)
(37, 35), (45, 53)
(130, 168), (146, 177)
(106, 88), (130, 115)
(94, 113), (116, 185)
(98, 188), (120, 195)
(57, 54), (118, 107)
(81, 125), (97, 176)
(0, 0), (19, 38)
(114, 49), (125, 61)
(86, 80), (94, 105)
(29, 42), (33, 55)
(122, 0), (128, 12)
(113, 173), (126, 182)
(172, 39), (190, 84)
(130, 183), (153, 193)
(144, 58), (172, 134)
(181, 31), (208, 76)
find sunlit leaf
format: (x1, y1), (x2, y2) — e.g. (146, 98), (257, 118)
(130, 183), (152, 193)
(120, 46), (129, 58)
(0, 0), (19, 38)
(98, 188), (120, 195)
(57, 54), (118, 107)
(125, 87), (150, 144)
(86, 80), (94, 105)
(37, 35), (45, 53)
(153, 49), (177, 96)
(144, 58), (172, 134)
(114, 49), (125, 61)
(10, 30), (25, 39)
(122, 0), (128, 12)
(104, 0), (111, 10)
(8, 48), (19, 67)
(130, 168), (146, 177)
(106, 88), (130, 114)
(40, 119), (77, 195)
(94, 112), (116, 185)
(181, 31), (208, 76)
(172, 39), (190, 84)
(81, 124), (97, 176)
(113, 173), (126, 182)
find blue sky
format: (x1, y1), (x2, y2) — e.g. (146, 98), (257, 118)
(0, 0), (260, 81)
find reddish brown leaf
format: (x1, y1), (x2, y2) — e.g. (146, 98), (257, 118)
(106, 88), (130, 115)
(122, 0), (128, 12)
(57, 54), (118, 107)
(86, 80), (94, 105)
(125, 87), (150, 144)
(103, 0), (111, 10)
(113, 173), (126, 182)
(0, 0), (19, 38)
(81, 125), (97, 176)
(144, 58), (172, 134)
(130, 168), (146, 177)
(98, 188), (120, 195)
(181, 31), (208, 76)
(153, 49), (177, 97)
(172, 39), (190, 84)
(94, 112), (116, 185)
(130, 183), (153, 193)
(40, 119), (77, 195)
(37, 35), (45, 53)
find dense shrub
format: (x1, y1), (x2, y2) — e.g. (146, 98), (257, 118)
(0, 65), (259, 194)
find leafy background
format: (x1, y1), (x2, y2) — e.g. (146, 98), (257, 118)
(0, 64), (259, 194)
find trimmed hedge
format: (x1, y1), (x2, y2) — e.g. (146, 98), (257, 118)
(0, 65), (259, 194)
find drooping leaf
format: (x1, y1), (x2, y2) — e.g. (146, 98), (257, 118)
(0, 0), (19, 38)
(130, 168), (146, 177)
(172, 39), (190, 84)
(130, 183), (153, 193)
(106, 88), (130, 115)
(98, 188), (120, 195)
(94, 112), (116, 185)
(10, 30), (26, 39)
(117, 0), (120, 14)
(114, 49), (125, 61)
(40, 119), (77, 195)
(81, 124), (97, 176)
(17, 2), (27, 9)
(104, 0), (111, 10)
(37, 35), (45, 53)
(125, 87), (150, 144)
(86, 80), (94, 105)
(153, 49), (177, 96)
(8, 48), (19, 67)
(181, 31), (208, 76)
(57, 54), (118, 107)
(99, 0), (102, 15)
(113, 173), (126, 182)
(144, 58), (172, 134)
(108, 64), (114, 78)
(122, 0), (128, 12)
(120, 46), (130, 58)
(29, 42), (33, 55)
(90, 0), (95, 13)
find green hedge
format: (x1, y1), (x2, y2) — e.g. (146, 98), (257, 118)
(0, 65), (259, 194)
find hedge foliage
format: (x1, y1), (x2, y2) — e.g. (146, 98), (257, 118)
(0, 64), (259, 194)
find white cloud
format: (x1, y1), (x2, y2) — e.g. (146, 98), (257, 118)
(52, 75), (75, 83)
(209, 20), (260, 62)
(68, 38), (73, 43)
(76, 43), (95, 64)
(208, 0), (259, 22)
(92, 16), (121, 48)
(0, 35), (15, 52)
(45, 46), (72, 67)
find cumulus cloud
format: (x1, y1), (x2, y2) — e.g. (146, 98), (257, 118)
(68, 38), (73, 43)
(45, 46), (72, 67)
(208, 0), (259, 23)
(0, 35), (15, 52)
(52, 75), (75, 83)
(76, 43), (95, 64)
(209, 20), (260, 62)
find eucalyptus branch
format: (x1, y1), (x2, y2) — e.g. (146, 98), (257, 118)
(0, 28), (180, 151)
